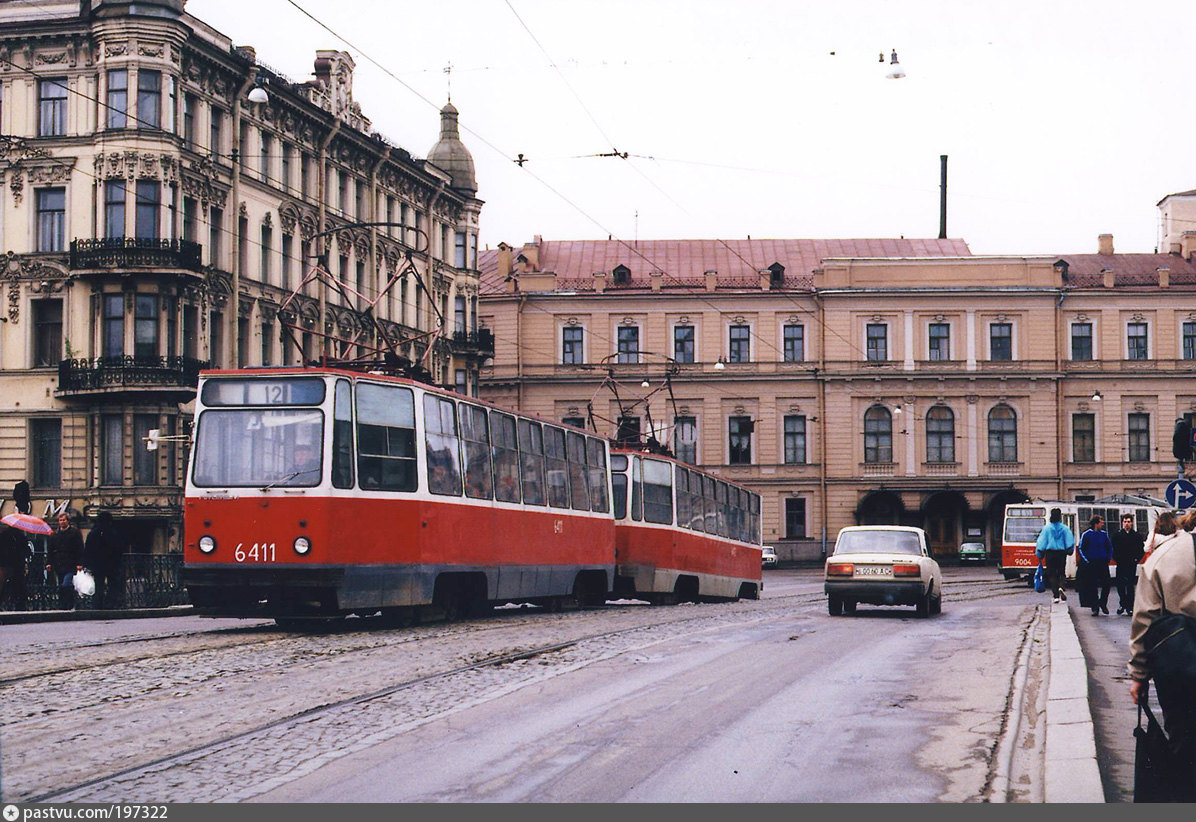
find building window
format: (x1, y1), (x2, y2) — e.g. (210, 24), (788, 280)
(864, 405), (892, 463)
(106, 70), (128, 129)
(208, 206), (223, 268)
(674, 325), (695, 363)
(1073, 413), (1095, 463)
(261, 320), (274, 366)
(36, 187), (66, 252)
(783, 415), (806, 464)
(104, 181), (126, 239)
(210, 106), (224, 154)
(1184, 322), (1196, 361)
(101, 414), (123, 486)
(238, 316), (250, 367)
(988, 404), (1018, 463)
(454, 296), (467, 334)
(133, 415), (158, 486)
(454, 231), (467, 268)
(1071, 322), (1093, 361)
(866, 323), (887, 361)
(32, 418), (62, 489)
(102, 294), (124, 357)
(783, 324), (804, 362)
(989, 322), (1012, 361)
(260, 224), (272, 283)
(926, 406), (955, 463)
(1128, 413), (1151, 462)
(182, 195), (197, 242)
(281, 233), (293, 291)
(616, 416), (641, 448)
(561, 415), (585, 429)
(39, 78), (67, 136)
(728, 324), (751, 363)
(929, 322), (950, 361)
(209, 310), (223, 367)
(182, 304), (198, 359)
(32, 299), (62, 367)
(785, 497), (807, 539)
(617, 326), (639, 364)
(728, 416), (753, 464)
(183, 93), (197, 148)
(1127, 322), (1149, 360)
(674, 416), (697, 464)
(137, 69), (161, 129)
(560, 326), (585, 364)
(260, 130), (272, 183)
(134, 294), (159, 358)
(135, 180), (160, 240)
(280, 143), (291, 192)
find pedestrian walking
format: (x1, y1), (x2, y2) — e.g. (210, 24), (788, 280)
(82, 511), (129, 609)
(1113, 513), (1147, 615)
(46, 510), (84, 609)
(1036, 507), (1075, 603)
(0, 522), (30, 610)
(1077, 515), (1113, 615)
(1128, 510), (1196, 801)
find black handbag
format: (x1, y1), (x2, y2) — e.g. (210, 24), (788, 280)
(1135, 690), (1174, 803)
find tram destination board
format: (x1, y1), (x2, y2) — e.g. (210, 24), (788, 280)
(200, 376), (327, 407)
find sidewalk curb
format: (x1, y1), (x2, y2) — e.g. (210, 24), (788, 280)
(1044, 600), (1105, 803)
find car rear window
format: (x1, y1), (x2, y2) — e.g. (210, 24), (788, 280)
(834, 531), (922, 555)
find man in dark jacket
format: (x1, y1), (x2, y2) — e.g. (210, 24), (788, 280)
(1111, 513), (1146, 615)
(82, 511), (128, 609)
(0, 522), (29, 610)
(46, 510), (84, 609)
(1077, 515), (1114, 615)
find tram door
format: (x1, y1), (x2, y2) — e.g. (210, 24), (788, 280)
(926, 513), (955, 558)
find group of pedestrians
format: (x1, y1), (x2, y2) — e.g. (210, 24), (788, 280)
(1035, 506), (1196, 801)
(0, 509), (129, 611)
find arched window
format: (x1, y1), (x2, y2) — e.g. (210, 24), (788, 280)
(988, 404), (1018, 462)
(926, 406), (955, 463)
(864, 405), (892, 463)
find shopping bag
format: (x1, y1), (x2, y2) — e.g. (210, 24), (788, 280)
(73, 569), (95, 597)
(1135, 696), (1175, 802)
(1033, 563), (1046, 593)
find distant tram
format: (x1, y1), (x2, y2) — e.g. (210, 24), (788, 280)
(182, 367), (761, 625)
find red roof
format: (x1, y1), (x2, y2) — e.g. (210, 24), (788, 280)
(1053, 253), (1196, 287)
(479, 237), (972, 294)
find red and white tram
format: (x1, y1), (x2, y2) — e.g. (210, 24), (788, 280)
(182, 367), (762, 624)
(610, 450), (762, 603)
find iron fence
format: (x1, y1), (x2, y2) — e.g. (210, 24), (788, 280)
(4, 552), (189, 612)
(57, 355), (209, 392)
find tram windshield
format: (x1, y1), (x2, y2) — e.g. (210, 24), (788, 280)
(192, 408), (324, 487)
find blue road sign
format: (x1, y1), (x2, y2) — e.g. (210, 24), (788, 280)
(1166, 478), (1196, 509)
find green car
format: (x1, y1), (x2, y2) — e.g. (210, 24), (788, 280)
(959, 541), (988, 562)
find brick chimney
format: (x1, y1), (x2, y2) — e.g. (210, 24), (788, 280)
(650, 271), (663, 292)
(704, 269), (718, 292)
(1098, 233), (1114, 255)
(1102, 267), (1115, 288)
(1158, 266), (1171, 288)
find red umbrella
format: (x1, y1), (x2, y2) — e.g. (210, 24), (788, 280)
(1, 512), (52, 535)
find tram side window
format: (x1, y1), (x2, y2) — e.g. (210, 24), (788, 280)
(423, 394), (462, 496)
(544, 426), (571, 508)
(749, 493), (761, 543)
(643, 458), (674, 524)
(675, 467), (690, 529)
(716, 481), (730, 538)
(585, 437), (609, 513)
(686, 470), (705, 532)
(460, 404), (494, 500)
(631, 456), (643, 521)
(703, 475), (717, 533)
(332, 379), (355, 489)
(610, 453), (628, 518)
(517, 419), (546, 506)
(566, 431), (591, 511)
(355, 383), (416, 491)
(492, 413), (521, 503)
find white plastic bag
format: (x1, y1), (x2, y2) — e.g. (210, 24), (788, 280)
(73, 569), (96, 597)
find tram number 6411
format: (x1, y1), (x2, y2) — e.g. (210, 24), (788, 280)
(234, 542), (277, 562)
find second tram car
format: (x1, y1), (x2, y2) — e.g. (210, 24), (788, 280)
(183, 367), (762, 623)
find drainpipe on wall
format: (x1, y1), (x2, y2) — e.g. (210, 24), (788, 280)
(1055, 290), (1066, 500)
(814, 290), (828, 557)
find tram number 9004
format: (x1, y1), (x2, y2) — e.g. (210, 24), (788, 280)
(234, 543), (277, 562)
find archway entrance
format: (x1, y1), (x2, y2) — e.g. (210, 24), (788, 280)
(922, 491), (970, 559)
(855, 490), (905, 526)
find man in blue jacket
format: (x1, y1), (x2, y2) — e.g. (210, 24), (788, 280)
(1077, 515), (1113, 615)
(1036, 508), (1076, 604)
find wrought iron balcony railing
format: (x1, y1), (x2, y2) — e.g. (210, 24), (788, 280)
(58, 356), (209, 393)
(70, 238), (203, 273)
(452, 328), (495, 355)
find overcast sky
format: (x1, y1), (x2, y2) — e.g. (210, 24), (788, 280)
(188, 0), (1196, 257)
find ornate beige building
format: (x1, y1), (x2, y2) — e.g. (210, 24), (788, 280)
(478, 227), (1196, 561)
(0, 0), (486, 552)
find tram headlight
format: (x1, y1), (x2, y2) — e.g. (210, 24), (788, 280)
(198, 535), (217, 554)
(293, 536), (312, 556)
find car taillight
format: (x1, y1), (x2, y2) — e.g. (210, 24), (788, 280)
(892, 564), (921, 577)
(827, 562), (854, 576)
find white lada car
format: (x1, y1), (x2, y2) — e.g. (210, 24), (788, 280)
(824, 526), (942, 617)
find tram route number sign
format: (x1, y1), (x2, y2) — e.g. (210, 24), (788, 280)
(1166, 478), (1196, 510)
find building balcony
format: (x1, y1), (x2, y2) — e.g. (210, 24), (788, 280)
(984, 461), (1022, 476)
(69, 238), (203, 274)
(861, 462), (897, 478)
(56, 356), (208, 398)
(922, 462), (960, 476)
(451, 329), (495, 357)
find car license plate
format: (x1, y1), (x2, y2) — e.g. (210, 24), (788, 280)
(855, 566), (891, 576)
